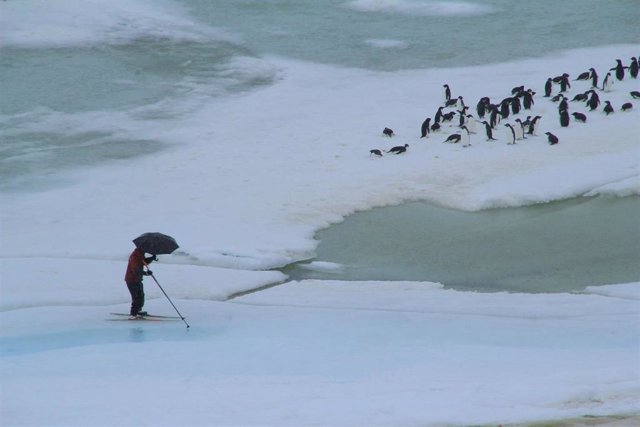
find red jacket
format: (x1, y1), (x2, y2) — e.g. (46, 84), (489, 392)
(125, 248), (152, 284)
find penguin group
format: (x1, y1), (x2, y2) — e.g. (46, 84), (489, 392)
(370, 55), (637, 157)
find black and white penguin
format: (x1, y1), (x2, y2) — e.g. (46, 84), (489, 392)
(521, 116), (532, 133)
(383, 127), (395, 137)
(558, 96), (569, 113)
(443, 84), (451, 102)
(559, 73), (571, 92)
(511, 97), (522, 115)
(575, 70), (591, 81)
(602, 72), (613, 92)
(443, 133), (462, 144)
(465, 115), (477, 134)
(504, 124), (516, 145)
(500, 98), (511, 119)
(460, 125), (471, 147)
(431, 122), (441, 132)
(560, 109), (570, 127)
(514, 119), (526, 140)
(572, 112), (587, 123)
(621, 102), (633, 112)
(388, 144), (409, 154)
(603, 101), (614, 115)
(571, 91), (590, 102)
(434, 106), (444, 124)
(611, 59), (625, 80)
(528, 115), (542, 135)
(420, 118), (431, 138)
(545, 132), (559, 145)
(544, 78), (553, 97)
(442, 111), (456, 123)
(630, 57), (639, 79)
(587, 90), (601, 111)
(590, 68), (599, 88)
(521, 90), (535, 110)
(481, 121), (497, 141)
(630, 91), (640, 99)
(456, 96), (466, 110)
(457, 110), (467, 127)
(370, 149), (383, 157)
(489, 106), (501, 128)
(476, 97), (489, 118)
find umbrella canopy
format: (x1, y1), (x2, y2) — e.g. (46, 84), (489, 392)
(133, 232), (179, 255)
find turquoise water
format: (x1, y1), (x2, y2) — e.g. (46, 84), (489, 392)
(284, 196), (640, 293)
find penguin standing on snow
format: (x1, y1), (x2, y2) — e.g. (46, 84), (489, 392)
(460, 125), (471, 147)
(630, 57), (639, 79)
(514, 119), (526, 140)
(611, 59), (625, 80)
(476, 97), (489, 118)
(544, 78), (553, 97)
(558, 96), (569, 113)
(603, 101), (614, 115)
(504, 124), (516, 145)
(481, 121), (497, 141)
(545, 132), (559, 145)
(434, 106), (444, 124)
(489, 105), (501, 128)
(443, 84), (451, 102)
(465, 115), (477, 134)
(560, 109), (570, 127)
(587, 90), (601, 111)
(528, 115), (542, 135)
(559, 73), (571, 92)
(420, 118), (431, 138)
(521, 90), (535, 110)
(602, 72), (613, 92)
(590, 68), (599, 88)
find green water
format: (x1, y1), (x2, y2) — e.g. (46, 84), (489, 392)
(284, 196), (640, 293)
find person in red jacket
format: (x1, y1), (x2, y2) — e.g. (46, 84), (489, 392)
(125, 247), (156, 319)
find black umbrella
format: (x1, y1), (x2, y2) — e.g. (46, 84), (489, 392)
(133, 232), (179, 255)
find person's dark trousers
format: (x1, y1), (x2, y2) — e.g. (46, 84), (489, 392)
(127, 282), (145, 316)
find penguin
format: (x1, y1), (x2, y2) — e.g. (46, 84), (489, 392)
(521, 90), (535, 110)
(444, 98), (458, 107)
(571, 91), (590, 102)
(603, 101), (614, 115)
(630, 91), (640, 99)
(587, 90), (601, 111)
(443, 84), (451, 102)
(420, 118), (431, 138)
(370, 149), (383, 157)
(602, 72), (613, 92)
(544, 78), (553, 97)
(430, 122), (441, 132)
(387, 144), (408, 154)
(460, 125), (471, 147)
(434, 106), (444, 124)
(630, 57), (639, 79)
(442, 111), (456, 123)
(476, 97), (489, 118)
(590, 68), (599, 88)
(481, 121), (497, 141)
(465, 115), (477, 134)
(504, 124), (516, 145)
(489, 106), (501, 128)
(574, 70), (591, 81)
(571, 112), (587, 123)
(383, 127), (395, 137)
(560, 109), (570, 127)
(558, 96), (569, 113)
(514, 119), (526, 140)
(521, 115), (532, 133)
(443, 133), (462, 144)
(545, 132), (559, 145)
(611, 59), (625, 80)
(456, 96), (465, 110)
(528, 115), (542, 135)
(511, 97), (522, 115)
(500, 98), (511, 119)
(457, 110), (467, 128)
(621, 102), (633, 112)
(559, 73), (571, 92)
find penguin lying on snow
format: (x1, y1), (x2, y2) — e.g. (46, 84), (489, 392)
(630, 91), (640, 99)
(545, 132), (559, 145)
(443, 134), (462, 144)
(383, 127), (395, 137)
(572, 112), (587, 123)
(388, 144), (409, 154)
(621, 102), (633, 112)
(370, 149), (383, 157)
